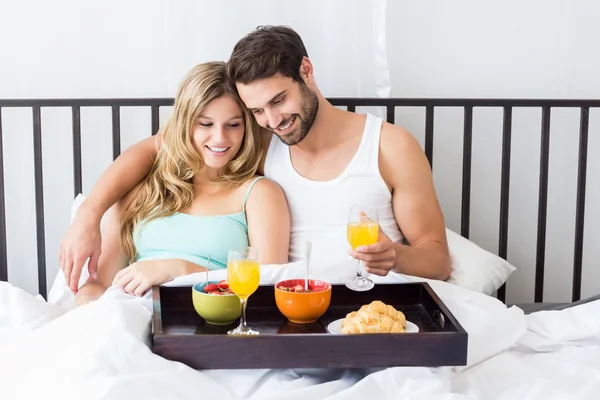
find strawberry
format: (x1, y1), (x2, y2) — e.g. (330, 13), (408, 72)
(217, 280), (229, 290)
(293, 284), (304, 292)
(204, 283), (218, 293)
(210, 291), (222, 295)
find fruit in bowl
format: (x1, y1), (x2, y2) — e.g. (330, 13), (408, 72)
(203, 280), (233, 295)
(192, 280), (241, 325)
(274, 279), (332, 324)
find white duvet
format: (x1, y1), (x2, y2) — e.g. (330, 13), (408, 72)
(1, 261), (599, 400)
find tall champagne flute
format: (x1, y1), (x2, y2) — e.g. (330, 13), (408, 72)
(345, 205), (379, 291)
(227, 247), (260, 335)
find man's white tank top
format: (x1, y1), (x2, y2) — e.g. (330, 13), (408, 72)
(264, 113), (404, 266)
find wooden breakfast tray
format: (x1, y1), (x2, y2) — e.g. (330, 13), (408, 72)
(151, 282), (468, 370)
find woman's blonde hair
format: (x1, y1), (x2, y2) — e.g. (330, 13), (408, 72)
(120, 61), (262, 262)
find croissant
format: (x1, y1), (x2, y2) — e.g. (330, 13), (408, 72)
(358, 300), (405, 323)
(341, 301), (406, 334)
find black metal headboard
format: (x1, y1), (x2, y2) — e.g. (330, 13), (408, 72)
(0, 97), (598, 302)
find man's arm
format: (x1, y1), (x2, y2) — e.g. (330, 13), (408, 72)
(85, 135), (161, 215)
(350, 123), (451, 280)
(74, 190), (132, 305)
(60, 135), (160, 292)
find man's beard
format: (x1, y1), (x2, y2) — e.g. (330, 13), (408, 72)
(273, 83), (318, 146)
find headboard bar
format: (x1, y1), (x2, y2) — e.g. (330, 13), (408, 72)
(0, 97), (597, 302)
(111, 106), (121, 161)
(534, 107), (551, 302)
(72, 106), (83, 198)
(461, 106), (473, 240)
(386, 106), (395, 125)
(2, 98), (600, 108)
(32, 106), (47, 298)
(0, 107), (7, 282)
(573, 107), (590, 302)
(151, 106), (160, 136)
(497, 106), (513, 303)
(424, 106), (435, 167)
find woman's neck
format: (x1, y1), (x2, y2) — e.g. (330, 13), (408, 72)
(192, 167), (222, 188)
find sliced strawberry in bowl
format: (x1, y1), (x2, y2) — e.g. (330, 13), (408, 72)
(217, 280), (229, 290)
(204, 283), (219, 293)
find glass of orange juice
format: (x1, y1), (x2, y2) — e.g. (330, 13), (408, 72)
(345, 205), (379, 291)
(227, 247), (260, 335)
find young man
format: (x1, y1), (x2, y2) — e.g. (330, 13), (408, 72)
(59, 26), (451, 293)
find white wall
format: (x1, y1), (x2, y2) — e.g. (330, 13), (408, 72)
(1, 0), (599, 305)
(386, 0), (600, 303)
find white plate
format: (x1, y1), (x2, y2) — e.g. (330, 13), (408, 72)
(327, 318), (419, 334)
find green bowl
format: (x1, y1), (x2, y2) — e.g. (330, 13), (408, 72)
(192, 282), (241, 325)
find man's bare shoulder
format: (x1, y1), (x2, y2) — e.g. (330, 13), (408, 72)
(380, 121), (420, 150)
(379, 122), (431, 187)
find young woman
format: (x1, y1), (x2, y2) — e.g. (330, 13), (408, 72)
(75, 62), (290, 304)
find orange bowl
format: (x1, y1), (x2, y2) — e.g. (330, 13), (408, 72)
(274, 279), (332, 324)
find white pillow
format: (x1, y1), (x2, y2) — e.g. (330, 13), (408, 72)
(445, 228), (516, 295)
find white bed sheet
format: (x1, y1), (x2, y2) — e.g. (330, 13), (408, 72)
(1, 263), (599, 400)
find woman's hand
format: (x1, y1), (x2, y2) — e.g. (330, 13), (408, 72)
(112, 259), (198, 297)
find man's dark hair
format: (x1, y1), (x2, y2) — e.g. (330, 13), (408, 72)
(227, 25), (309, 85)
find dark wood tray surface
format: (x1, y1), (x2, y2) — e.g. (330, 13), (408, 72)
(152, 282), (468, 369)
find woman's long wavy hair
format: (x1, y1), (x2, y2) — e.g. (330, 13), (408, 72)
(120, 61), (262, 263)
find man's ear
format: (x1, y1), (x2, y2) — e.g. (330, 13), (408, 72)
(299, 56), (314, 82)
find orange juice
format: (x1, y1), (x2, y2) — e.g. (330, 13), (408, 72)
(227, 259), (260, 300)
(347, 222), (379, 249)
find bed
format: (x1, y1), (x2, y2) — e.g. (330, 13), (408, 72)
(1, 97), (599, 399)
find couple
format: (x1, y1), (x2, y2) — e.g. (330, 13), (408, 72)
(60, 26), (452, 305)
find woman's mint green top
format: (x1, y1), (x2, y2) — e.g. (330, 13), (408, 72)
(133, 177), (264, 269)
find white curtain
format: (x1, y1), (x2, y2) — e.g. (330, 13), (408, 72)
(0, 0), (390, 294)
